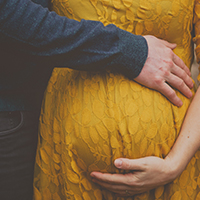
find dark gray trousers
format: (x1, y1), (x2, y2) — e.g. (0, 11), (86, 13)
(0, 111), (39, 200)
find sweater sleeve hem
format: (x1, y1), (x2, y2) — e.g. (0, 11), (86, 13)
(114, 30), (148, 79)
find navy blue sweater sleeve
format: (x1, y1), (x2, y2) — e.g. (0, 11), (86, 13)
(0, 0), (148, 78)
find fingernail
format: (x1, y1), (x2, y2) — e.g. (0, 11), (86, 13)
(90, 173), (95, 178)
(114, 159), (122, 168)
(178, 101), (183, 107)
(191, 80), (194, 88)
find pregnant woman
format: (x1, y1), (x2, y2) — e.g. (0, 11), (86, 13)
(33, 0), (200, 199)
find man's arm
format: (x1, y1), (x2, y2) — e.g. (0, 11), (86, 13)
(0, 0), (147, 77)
(0, 0), (193, 106)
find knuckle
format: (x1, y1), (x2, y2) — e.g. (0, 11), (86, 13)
(166, 59), (174, 68)
(178, 80), (185, 88)
(163, 68), (170, 77)
(180, 70), (187, 79)
(126, 175), (145, 189)
(169, 49), (174, 57)
(166, 48), (173, 57)
(154, 77), (163, 86)
(126, 180), (134, 187)
(125, 161), (132, 170)
(162, 60), (173, 72)
(177, 57), (185, 67)
(126, 175), (136, 186)
(180, 60), (186, 68)
(167, 90), (176, 99)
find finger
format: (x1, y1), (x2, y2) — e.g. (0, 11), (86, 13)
(115, 190), (135, 197)
(158, 39), (177, 49)
(166, 73), (193, 99)
(92, 178), (131, 192)
(90, 171), (134, 185)
(92, 177), (146, 196)
(173, 53), (191, 77)
(170, 63), (193, 89)
(154, 82), (183, 107)
(114, 158), (147, 171)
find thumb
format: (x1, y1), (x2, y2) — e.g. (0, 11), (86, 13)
(114, 158), (145, 171)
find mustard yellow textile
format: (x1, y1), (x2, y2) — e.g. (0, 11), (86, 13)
(34, 0), (200, 199)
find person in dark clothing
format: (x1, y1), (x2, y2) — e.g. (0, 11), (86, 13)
(0, 0), (193, 199)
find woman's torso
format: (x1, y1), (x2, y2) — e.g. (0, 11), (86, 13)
(33, 1), (199, 199)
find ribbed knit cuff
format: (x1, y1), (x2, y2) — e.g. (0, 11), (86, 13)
(114, 29), (148, 79)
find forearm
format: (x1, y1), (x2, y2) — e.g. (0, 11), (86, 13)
(165, 87), (200, 176)
(0, 0), (147, 77)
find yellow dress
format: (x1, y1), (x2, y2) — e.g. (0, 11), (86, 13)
(34, 0), (200, 199)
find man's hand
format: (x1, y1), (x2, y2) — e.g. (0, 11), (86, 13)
(135, 35), (193, 107)
(90, 156), (179, 197)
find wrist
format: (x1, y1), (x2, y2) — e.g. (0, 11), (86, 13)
(164, 153), (187, 181)
(115, 30), (148, 78)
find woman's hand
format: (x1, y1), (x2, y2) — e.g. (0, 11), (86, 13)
(90, 87), (200, 197)
(90, 88), (200, 197)
(90, 156), (180, 197)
